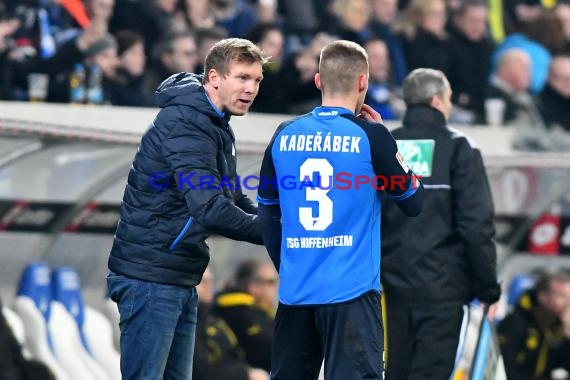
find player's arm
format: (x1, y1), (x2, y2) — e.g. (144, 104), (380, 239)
(257, 135), (282, 271)
(162, 109), (262, 244)
(365, 122), (424, 216)
(452, 139), (500, 303)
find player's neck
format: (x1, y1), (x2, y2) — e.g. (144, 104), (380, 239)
(321, 97), (358, 114)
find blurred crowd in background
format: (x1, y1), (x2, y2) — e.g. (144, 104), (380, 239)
(0, 0), (569, 131)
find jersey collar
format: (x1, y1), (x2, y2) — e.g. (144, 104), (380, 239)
(312, 106), (354, 119)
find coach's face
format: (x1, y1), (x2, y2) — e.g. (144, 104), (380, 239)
(214, 61), (263, 116)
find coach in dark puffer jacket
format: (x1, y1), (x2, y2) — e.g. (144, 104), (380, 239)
(107, 38), (265, 379)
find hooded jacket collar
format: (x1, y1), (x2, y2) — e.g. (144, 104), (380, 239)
(402, 105), (447, 130)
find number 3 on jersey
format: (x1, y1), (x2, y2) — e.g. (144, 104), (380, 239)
(299, 158), (333, 231)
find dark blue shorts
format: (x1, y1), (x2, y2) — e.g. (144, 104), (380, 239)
(270, 290), (383, 380)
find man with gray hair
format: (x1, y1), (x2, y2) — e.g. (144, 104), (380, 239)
(381, 68), (501, 379)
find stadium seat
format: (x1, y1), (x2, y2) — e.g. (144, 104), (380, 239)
(50, 267), (110, 380)
(2, 306), (26, 349)
(83, 305), (121, 380)
(13, 262), (70, 380)
(507, 273), (536, 307)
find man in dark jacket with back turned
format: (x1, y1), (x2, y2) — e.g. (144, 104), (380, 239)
(381, 68), (501, 380)
(107, 38), (265, 380)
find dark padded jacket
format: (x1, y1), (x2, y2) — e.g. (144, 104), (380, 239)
(108, 73), (262, 287)
(381, 105), (500, 306)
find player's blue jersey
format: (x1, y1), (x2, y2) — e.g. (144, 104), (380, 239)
(258, 106), (420, 305)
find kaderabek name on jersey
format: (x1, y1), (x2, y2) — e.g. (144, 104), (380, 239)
(279, 133), (361, 153)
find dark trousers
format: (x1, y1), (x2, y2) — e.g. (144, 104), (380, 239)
(385, 301), (464, 380)
(270, 291), (383, 380)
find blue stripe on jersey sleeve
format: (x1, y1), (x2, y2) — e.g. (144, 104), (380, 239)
(390, 180), (418, 202)
(256, 195), (280, 205)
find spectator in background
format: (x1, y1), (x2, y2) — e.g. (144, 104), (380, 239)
(491, 12), (565, 95)
(212, 259), (277, 373)
(364, 37), (403, 120)
(498, 272), (570, 380)
(48, 34), (119, 104)
(522, 12), (567, 55)
(327, 0), (372, 45)
(255, 0), (278, 23)
(280, 32), (336, 114)
(110, 0), (179, 54)
(370, 0), (408, 86)
(247, 23), (289, 113)
(106, 30), (153, 107)
(175, 0), (216, 30)
(47, 33), (119, 104)
(6, 18), (112, 103)
(54, 0), (116, 46)
(447, 0), (494, 122)
(539, 55), (570, 131)
(194, 268), (269, 380)
(398, 0), (450, 73)
(555, 1), (570, 54)
(211, 0), (258, 38)
(195, 26), (229, 74)
(144, 31), (199, 102)
(277, 0), (320, 37)
(488, 48), (544, 126)
(503, 0), (547, 36)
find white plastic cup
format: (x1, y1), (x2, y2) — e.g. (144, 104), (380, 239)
(27, 73), (49, 102)
(485, 98), (506, 126)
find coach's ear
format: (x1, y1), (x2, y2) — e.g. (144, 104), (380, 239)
(208, 68), (220, 89)
(314, 73), (322, 91)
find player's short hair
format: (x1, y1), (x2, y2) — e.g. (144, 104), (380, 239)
(203, 38), (267, 84)
(318, 40), (369, 95)
(402, 68), (449, 107)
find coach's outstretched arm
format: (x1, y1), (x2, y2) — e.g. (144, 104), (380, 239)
(162, 118), (262, 245)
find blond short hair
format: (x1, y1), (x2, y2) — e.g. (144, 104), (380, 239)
(318, 40), (369, 95)
(203, 38), (267, 84)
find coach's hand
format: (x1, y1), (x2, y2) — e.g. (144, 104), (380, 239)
(358, 104), (383, 124)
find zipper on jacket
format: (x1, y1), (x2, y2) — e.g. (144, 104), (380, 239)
(169, 217), (193, 251)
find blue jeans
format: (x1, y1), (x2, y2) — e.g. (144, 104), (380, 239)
(107, 272), (198, 380)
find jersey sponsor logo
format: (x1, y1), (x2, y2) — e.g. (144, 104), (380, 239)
(317, 110), (338, 117)
(279, 134), (361, 153)
(395, 150), (409, 173)
(286, 235), (353, 249)
(396, 139), (435, 177)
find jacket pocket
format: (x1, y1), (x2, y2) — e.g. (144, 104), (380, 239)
(169, 217), (193, 251)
